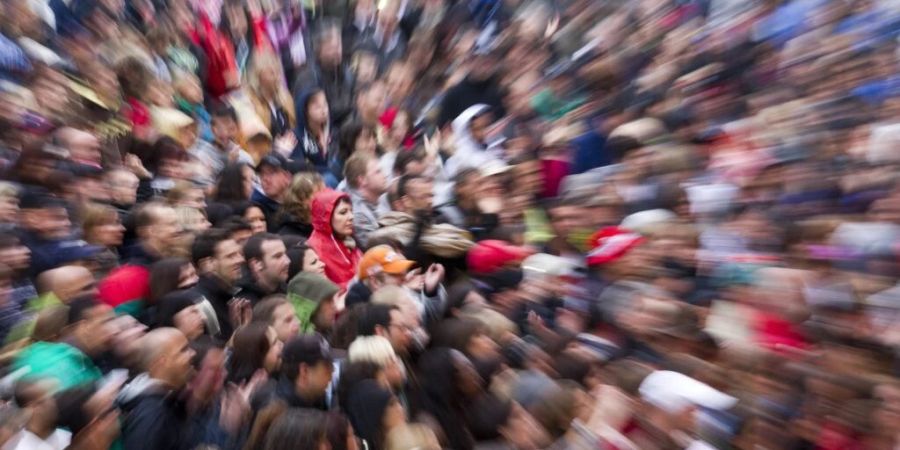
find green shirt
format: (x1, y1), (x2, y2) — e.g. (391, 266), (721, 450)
(13, 341), (102, 391)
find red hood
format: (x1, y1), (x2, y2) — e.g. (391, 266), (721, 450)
(311, 189), (350, 237)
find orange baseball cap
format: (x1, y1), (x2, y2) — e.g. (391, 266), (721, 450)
(358, 245), (417, 280)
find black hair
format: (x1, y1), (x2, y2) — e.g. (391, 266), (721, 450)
(396, 174), (428, 200)
(286, 242), (312, 281)
(264, 408), (329, 450)
(244, 232), (282, 262)
(221, 216), (253, 235)
(336, 360), (383, 413)
(393, 146), (427, 176)
(66, 294), (100, 326)
(338, 121), (378, 162)
(210, 102), (239, 123)
(215, 163), (251, 203)
(466, 393), (513, 441)
(191, 228), (231, 267)
(356, 303), (396, 336)
(190, 335), (226, 368)
(148, 257), (191, 305)
(605, 135), (642, 162)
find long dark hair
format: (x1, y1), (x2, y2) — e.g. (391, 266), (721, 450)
(263, 408), (329, 450)
(215, 163), (251, 203)
(148, 257), (191, 305)
(227, 323), (274, 384)
(413, 348), (476, 450)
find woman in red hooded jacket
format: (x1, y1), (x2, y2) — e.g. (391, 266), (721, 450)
(306, 189), (362, 288)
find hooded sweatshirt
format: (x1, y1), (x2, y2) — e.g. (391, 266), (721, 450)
(287, 271), (339, 333)
(444, 104), (504, 178)
(306, 189), (362, 288)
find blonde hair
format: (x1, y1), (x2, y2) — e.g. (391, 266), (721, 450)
(279, 172), (325, 222)
(348, 335), (399, 369)
(81, 202), (119, 244)
(0, 182), (19, 199)
(174, 206), (208, 232)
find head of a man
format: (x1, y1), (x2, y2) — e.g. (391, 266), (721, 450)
(244, 233), (289, 290)
(65, 295), (115, 357)
(358, 245), (416, 290)
(139, 327), (196, 390)
(19, 191), (71, 240)
(397, 175), (434, 214)
(56, 127), (102, 166)
(315, 22), (343, 69)
(344, 153), (387, 198)
(192, 229), (245, 287)
(134, 202), (180, 256)
(210, 103), (240, 147)
(282, 334), (336, 402)
(106, 169), (139, 207)
(37, 265), (97, 303)
(257, 155), (292, 202)
(357, 303), (411, 356)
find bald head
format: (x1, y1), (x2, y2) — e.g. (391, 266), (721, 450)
(138, 328), (194, 388)
(36, 265), (95, 302)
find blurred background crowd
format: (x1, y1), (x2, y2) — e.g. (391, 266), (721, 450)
(1, 0), (900, 449)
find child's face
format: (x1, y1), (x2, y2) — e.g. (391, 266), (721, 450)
(211, 117), (237, 144)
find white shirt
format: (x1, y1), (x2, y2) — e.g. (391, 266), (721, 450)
(3, 429), (71, 450)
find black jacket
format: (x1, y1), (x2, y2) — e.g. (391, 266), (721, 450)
(235, 275), (285, 305)
(251, 375), (329, 414)
(193, 275), (238, 340)
(276, 216), (313, 238)
(118, 375), (189, 450)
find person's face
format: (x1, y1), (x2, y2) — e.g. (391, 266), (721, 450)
(174, 305), (205, 340)
(302, 360), (335, 398)
(178, 263), (199, 289)
(363, 84), (387, 116)
(355, 129), (377, 155)
(382, 397), (406, 431)
(264, 327), (284, 374)
(91, 216), (126, 247)
(213, 239), (245, 285)
(56, 267), (97, 302)
(109, 172), (139, 205)
(318, 32), (343, 68)
(362, 160), (387, 194)
(190, 348), (226, 402)
(467, 332), (500, 361)
(258, 65), (280, 94)
(231, 229), (253, 248)
(211, 116), (237, 145)
(77, 304), (115, 355)
(307, 92), (330, 126)
(503, 403), (551, 450)
(272, 303), (300, 342)
(470, 114), (492, 143)
(149, 207), (181, 249)
(260, 167), (290, 199)
(182, 189), (206, 210)
(314, 296), (338, 331)
(245, 206), (268, 235)
(259, 239), (290, 284)
(0, 242), (31, 271)
(302, 249), (326, 275)
(242, 165), (255, 199)
(384, 357), (407, 388)
(387, 310), (412, 355)
(27, 207), (72, 239)
(0, 196), (18, 223)
(402, 179), (434, 212)
(330, 199), (354, 238)
(177, 123), (199, 149)
(549, 205), (581, 238)
(163, 332), (197, 388)
(108, 314), (147, 361)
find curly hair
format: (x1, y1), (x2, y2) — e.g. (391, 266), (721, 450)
(278, 172), (325, 223)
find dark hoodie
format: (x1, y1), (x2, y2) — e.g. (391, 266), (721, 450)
(306, 189), (362, 289)
(291, 89), (340, 186)
(118, 373), (190, 450)
(437, 75), (506, 128)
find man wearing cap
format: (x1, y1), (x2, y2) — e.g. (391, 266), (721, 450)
(252, 333), (337, 412)
(251, 153), (293, 232)
(17, 189), (101, 278)
(347, 245), (447, 325)
(467, 240), (531, 318)
(584, 226), (649, 293)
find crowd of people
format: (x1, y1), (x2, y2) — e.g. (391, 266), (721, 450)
(1, 0), (900, 449)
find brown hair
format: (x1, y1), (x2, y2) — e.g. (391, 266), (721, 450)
(343, 152), (376, 189)
(279, 172), (325, 223)
(81, 202), (119, 244)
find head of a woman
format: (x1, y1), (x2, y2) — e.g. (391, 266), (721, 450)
(148, 257), (198, 305)
(264, 408), (330, 450)
(81, 202), (125, 248)
(215, 163), (254, 203)
(228, 323), (283, 384)
(238, 203), (267, 235)
(251, 52), (286, 98)
(281, 172), (325, 223)
(305, 90), (329, 129)
(346, 379), (404, 450)
(287, 243), (327, 280)
(339, 121), (378, 162)
(331, 197), (354, 239)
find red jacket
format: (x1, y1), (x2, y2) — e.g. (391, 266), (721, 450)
(307, 189), (362, 289)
